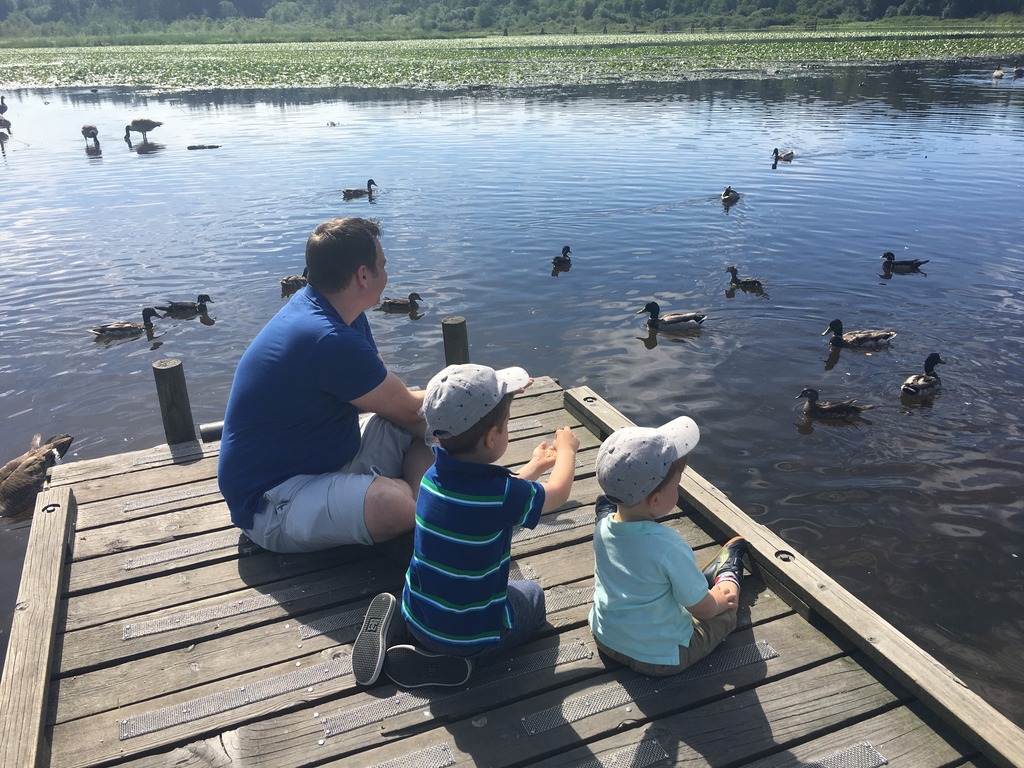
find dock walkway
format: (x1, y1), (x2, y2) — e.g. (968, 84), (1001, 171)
(3, 377), (1023, 767)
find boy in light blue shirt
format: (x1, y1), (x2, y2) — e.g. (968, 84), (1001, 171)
(589, 416), (748, 675)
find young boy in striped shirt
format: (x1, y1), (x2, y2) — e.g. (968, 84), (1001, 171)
(352, 363), (579, 688)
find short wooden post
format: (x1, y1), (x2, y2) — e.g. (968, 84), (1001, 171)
(442, 315), (470, 365)
(152, 358), (197, 445)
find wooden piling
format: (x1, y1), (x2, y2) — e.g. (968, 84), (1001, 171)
(442, 315), (470, 365)
(152, 359), (197, 445)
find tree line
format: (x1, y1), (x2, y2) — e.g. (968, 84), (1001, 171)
(1, 0), (1021, 42)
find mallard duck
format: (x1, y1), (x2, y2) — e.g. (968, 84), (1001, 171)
(637, 301), (706, 330)
(155, 294), (213, 318)
(81, 124), (99, 146)
(343, 179), (377, 200)
(552, 245), (572, 266)
(376, 292), (422, 313)
(0, 433), (74, 519)
(124, 118), (162, 143)
(993, 65), (1005, 79)
(796, 387), (876, 419)
(725, 266), (763, 290)
(89, 307), (160, 339)
(281, 267), (308, 292)
(901, 352), (945, 396)
(880, 251), (928, 272)
(772, 148), (795, 162)
(721, 186), (740, 203)
(822, 318), (896, 348)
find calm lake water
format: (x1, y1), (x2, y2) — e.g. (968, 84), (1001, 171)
(1, 62), (1023, 723)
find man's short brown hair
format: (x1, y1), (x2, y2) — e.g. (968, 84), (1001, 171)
(305, 217), (382, 293)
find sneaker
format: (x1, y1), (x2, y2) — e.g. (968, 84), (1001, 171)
(700, 536), (749, 587)
(595, 494), (617, 522)
(383, 645), (473, 689)
(352, 593), (399, 686)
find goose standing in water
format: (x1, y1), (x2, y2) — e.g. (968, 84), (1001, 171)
(343, 179), (377, 200)
(0, 96), (7, 115)
(900, 352), (945, 397)
(124, 117), (163, 143)
(993, 65), (1005, 79)
(81, 124), (100, 147)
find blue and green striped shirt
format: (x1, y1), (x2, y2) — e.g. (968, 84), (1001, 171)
(401, 446), (545, 651)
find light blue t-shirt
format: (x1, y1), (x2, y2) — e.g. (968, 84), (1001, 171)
(589, 516), (709, 666)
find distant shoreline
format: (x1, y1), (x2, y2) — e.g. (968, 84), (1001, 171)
(1, 29), (1022, 90)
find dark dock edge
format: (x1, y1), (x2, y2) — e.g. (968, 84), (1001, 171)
(564, 384), (1024, 768)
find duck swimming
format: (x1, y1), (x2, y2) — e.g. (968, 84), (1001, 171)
(637, 301), (706, 330)
(155, 294), (213, 318)
(281, 267), (308, 294)
(796, 387), (876, 420)
(880, 251), (929, 272)
(721, 186), (740, 204)
(725, 266), (763, 290)
(552, 245), (572, 267)
(376, 292), (422, 313)
(822, 318), (896, 348)
(772, 148), (795, 162)
(124, 117), (162, 143)
(343, 179), (377, 200)
(89, 307), (160, 339)
(901, 352), (945, 396)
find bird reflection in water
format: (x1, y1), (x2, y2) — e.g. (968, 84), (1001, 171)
(127, 140), (165, 155)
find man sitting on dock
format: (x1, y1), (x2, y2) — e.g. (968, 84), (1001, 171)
(217, 217), (434, 553)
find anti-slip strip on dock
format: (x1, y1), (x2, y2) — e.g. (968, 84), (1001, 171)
(543, 584), (594, 614)
(369, 743), (455, 768)
(321, 640), (593, 738)
(509, 418), (544, 433)
(513, 507), (593, 544)
(122, 481), (222, 513)
(570, 736), (670, 768)
(521, 640), (779, 735)
(118, 656), (350, 740)
(808, 742), (887, 768)
(508, 562), (538, 581)
(298, 605), (365, 640)
(123, 530), (250, 570)
(122, 576), (342, 639)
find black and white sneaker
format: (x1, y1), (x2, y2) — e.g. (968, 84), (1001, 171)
(700, 536), (749, 587)
(383, 645), (473, 689)
(352, 593), (399, 686)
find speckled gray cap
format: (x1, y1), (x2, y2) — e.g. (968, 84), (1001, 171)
(596, 416), (700, 506)
(423, 363), (530, 440)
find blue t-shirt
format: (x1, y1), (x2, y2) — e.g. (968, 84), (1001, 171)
(402, 447), (546, 651)
(589, 516), (709, 666)
(218, 285), (387, 530)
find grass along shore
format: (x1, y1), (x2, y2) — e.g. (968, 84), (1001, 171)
(1, 27), (1022, 89)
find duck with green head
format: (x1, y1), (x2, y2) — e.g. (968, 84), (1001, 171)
(900, 352), (945, 396)
(637, 301), (706, 330)
(89, 307), (160, 339)
(822, 318), (896, 348)
(155, 294), (213, 318)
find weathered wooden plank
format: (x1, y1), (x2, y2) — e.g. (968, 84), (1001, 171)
(105, 592), (804, 768)
(565, 384), (1024, 768)
(73, 483), (224, 534)
(0, 487), (76, 768)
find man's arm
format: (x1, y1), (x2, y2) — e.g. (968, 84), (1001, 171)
(351, 371), (426, 434)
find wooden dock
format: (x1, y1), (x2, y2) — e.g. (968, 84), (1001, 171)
(3, 377), (1023, 768)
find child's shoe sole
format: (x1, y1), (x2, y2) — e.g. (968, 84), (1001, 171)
(384, 644), (472, 688)
(352, 593), (397, 686)
(700, 536), (749, 586)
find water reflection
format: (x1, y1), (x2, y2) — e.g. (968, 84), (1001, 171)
(2, 63), (1024, 726)
(126, 140), (165, 155)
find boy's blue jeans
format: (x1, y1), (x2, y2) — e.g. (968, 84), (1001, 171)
(407, 579), (545, 666)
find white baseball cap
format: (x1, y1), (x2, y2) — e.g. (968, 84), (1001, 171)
(423, 363), (530, 439)
(596, 416), (700, 505)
